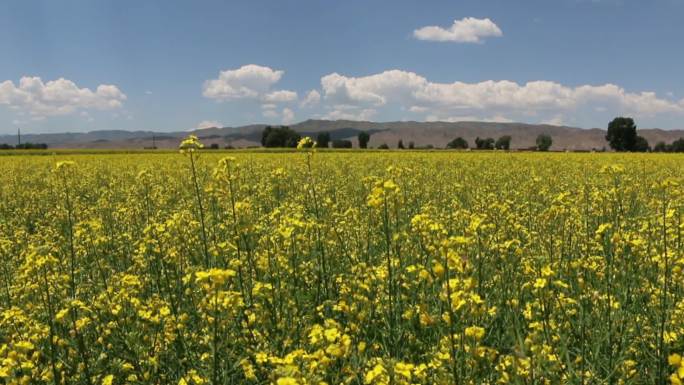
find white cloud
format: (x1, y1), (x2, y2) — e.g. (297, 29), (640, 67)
(260, 106), (296, 124)
(203, 64), (297, 106)
(196, 120), (222, 129)
(300, 90), (321, 108)
(203, 64), (282, 100)
(321, 70), (426, 106)
(414, 17), (503, 43)
(317, 69), (684, 124)
(0, 76), (126, 117)
(282, 108), (295, 124)
(263, 90), (298, 103)
(262, 108), (279, 119)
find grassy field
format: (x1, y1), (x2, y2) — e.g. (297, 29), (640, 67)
(1, 143), (683, 384)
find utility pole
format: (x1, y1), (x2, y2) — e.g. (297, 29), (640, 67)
(17, 128), (21, 146)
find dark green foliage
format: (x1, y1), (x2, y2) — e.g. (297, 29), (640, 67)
(331, 139), (352, 148)
(446, 137), (469, 149)
(653, 141), (668, 152)
(672, 138), (684, 152)
(398, 139), (405, 149)
(606, 117), (638, 151)
(378, 143), (390, 149)
(261, 126), (301, 148)
(633, 136), (650, 152)
(408, 141), (415, 149)
(209, 143), (220, 150)
(358, 131), (370, 149)
(654, 137), (684, 152)
(536, 134), (552, 151)
(475, 137), (495, 150)
(316, 132), (331, 148)
(1, 143), (48, 150)
(495, 135), (512, 150)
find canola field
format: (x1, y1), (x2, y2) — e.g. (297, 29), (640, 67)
(1, 141), (684, 385)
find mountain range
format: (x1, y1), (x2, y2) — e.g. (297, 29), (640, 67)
(3, 120), (684, 150)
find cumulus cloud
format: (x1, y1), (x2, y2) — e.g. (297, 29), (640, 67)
(0, 76), (126, 116)
(259, 106), (296, 124)
(261, 103), (279, 119)
(300, 90), (321, 108)
(196, 120), (223, 130)
(414, 17), (503, 43)
(203, 64), (297, 104)
(263, 90), (298, 103)
(317, 69), (684, 124)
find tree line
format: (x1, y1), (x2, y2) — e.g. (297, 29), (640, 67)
(260, 117), (684, 153)
(261, 125), (555, 151)
(0, 143), (49, 150)
(605, 117), (684, 152)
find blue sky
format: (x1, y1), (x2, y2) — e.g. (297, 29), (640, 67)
(1, 0), (684, 134)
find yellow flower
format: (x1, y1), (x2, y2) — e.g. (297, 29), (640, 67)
(195, 268), (236, 287)
(179, 135), (204, 153)
(364, 363), (387, 384)
(464, 326), (486, 341)
(534, 278), (547, 289)
(277, 377), (299, 385)
(297, 136), (315, 150)
(102, 375), (114, 385)
(55, 160), (76, 171)
(324, 327), (340, 342)
(394, 362), (414, 379)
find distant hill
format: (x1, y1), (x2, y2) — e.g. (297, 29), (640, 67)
(2, 120), (684, 150)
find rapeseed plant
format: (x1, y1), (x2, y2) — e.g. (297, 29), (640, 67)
(0, 142), (682, 384)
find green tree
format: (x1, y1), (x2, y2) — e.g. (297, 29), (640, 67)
(358, 131), (370, 149)
(633, 136), (650, 152)
(316, 132), (331, 148)
(475, 137), (495, 150)
(446, 137), (469, 149)
(408, 141), (415, 149)
(606, 117), (637, 151)
(653, 141), (669, 152)
(536, 134), (552, 151)
(671, 138), (684, 152)
(397, 139), (405, 149)
(495, 135), (512, 150)
(261, 126), (301, 148)
(378, 143), (389, 149)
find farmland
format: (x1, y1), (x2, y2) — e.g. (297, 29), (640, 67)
(1, 143), (683, 384)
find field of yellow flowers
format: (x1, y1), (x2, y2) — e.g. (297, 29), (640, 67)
(1, 139), (683, 385)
